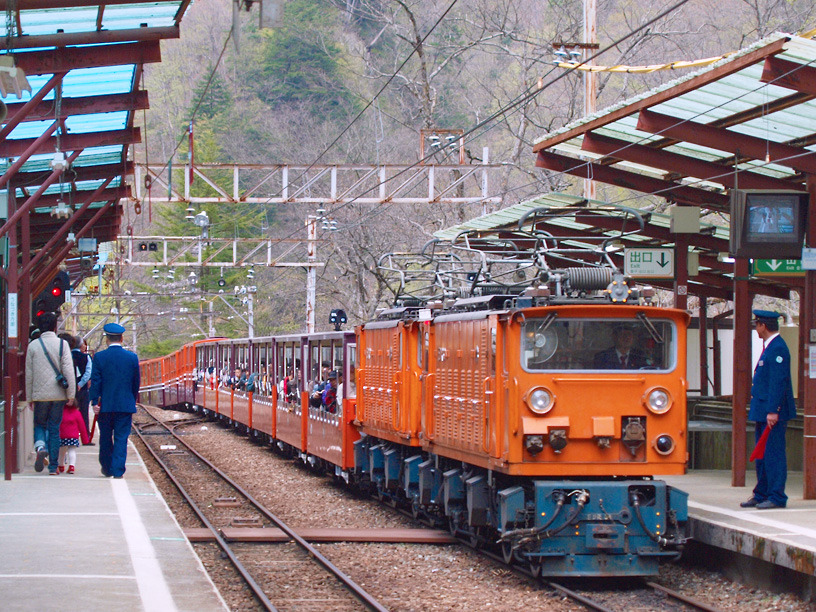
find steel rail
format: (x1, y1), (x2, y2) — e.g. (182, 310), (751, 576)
(647, 581), (724, 612)
(394, 496), (718, 612)
(131, 422), (278, 611)
(136, 406), (390, 612)
(546, 581), (615, 612)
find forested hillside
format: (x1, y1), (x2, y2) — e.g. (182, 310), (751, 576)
(128, 0), (816, 355)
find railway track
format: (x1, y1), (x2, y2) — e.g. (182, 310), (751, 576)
(132, 405), (388, 612)
(135, 404), (723, 612)
(546, 578), (723, 612)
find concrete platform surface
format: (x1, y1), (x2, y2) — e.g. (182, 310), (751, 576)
(0, 442), (228, 612)
(664, 470), (816, 577)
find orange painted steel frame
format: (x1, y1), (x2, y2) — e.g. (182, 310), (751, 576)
(142, 303), (687, 481)
(143, 331), (360, 470)
(356, 319), (423, 447)
(355, 304), (689, 479)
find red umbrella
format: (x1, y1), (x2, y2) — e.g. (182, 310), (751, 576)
(750, 425), (772, 461)
(89, 414), (98, 441)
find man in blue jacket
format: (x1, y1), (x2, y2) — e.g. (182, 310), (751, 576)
(740, 310), (796, 509)
(89, 323), (141, 479)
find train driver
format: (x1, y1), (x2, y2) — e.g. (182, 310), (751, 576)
(593, 325), (647, 370)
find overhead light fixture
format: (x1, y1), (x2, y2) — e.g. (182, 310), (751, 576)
(50, 151), (69, 172)
(0, 55), (32, 99)
(50, 199), (72, 219)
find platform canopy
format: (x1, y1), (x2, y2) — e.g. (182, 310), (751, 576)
(533, 32), (816, 214)
(0, 0), (189, 290)
(532, 32), (816, 498)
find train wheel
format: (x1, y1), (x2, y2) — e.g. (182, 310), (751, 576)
(448, 516), (459, 537)
(501, 542), (515, 564)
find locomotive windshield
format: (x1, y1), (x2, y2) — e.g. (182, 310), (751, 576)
(522, 317), (676, 372)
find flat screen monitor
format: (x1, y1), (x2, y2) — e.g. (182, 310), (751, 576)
(730, 190), (808, 258)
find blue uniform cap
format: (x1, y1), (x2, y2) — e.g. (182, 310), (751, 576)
(752, 309), (781, 323)
(103, 322), (126, 335)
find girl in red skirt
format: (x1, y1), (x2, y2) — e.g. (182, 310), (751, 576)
(58, 404), (90, 474)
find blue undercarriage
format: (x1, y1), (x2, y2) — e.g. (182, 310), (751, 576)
(353, 436), (688, 577)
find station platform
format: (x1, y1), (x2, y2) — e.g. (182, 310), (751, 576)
(0, 440), (227, 612)
(664, 470), (816, 600)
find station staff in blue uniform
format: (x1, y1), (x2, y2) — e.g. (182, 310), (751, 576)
(89, 323), (141, 479)
(740, 310), (796, 510)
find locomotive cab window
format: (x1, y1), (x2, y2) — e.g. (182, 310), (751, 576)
(522, 318), (676, 372)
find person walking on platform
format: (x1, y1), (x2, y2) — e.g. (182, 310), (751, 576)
(741, 310), (796, 510)
(89, 323), (141, 479)
(73, 336), (93, 439)
(25, 312), (76, 475)
(58, 402), (91, 474)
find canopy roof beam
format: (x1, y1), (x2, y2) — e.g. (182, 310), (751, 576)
(761, 56), (816, 96)
(14, 41), (161, 76)
(0, 25), (178, 50)
(637, 109), (816, 176)
(0, 127), (141, 158)
(581, 131), (802, 191)
(536, 150), (730, 209)
(5, 91), (149, 124)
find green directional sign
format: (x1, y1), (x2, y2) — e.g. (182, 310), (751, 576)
(752, 259), (804, 276)
(624, 248), (674, 279)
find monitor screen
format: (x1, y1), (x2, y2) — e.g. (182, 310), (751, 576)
(730, 190), (808, 258)
(745, 195), (797, 240)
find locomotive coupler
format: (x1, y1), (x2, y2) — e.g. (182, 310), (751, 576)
(621, 417), (646, 456)
(548, 429), (568, 453)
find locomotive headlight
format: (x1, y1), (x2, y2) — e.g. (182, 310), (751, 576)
(526, 387), (554, 415)
(653, 434), (675, 455)
(643, 387), (672, 414)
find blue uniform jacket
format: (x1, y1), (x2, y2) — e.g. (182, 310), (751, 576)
(89, 345), (141, 414)
(748, 335), (796, 422)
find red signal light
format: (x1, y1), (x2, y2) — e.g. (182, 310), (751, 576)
(51, 286), (63, 297)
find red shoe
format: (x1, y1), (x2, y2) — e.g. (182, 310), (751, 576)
(58, 465), (65, 473)
(67, 466), (75, 475)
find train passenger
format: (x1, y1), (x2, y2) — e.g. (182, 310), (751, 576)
(246, 370), (258, 393)
(236, 368), (248, 392)
(593, 325), (647, 369)
(321, 370), (340, 414)
(310, 362), (332, 407)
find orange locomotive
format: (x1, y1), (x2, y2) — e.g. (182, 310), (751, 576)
(141, 205), (689, 577)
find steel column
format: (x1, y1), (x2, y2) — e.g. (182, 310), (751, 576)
(731, 259), (751, 486)
(673, 233), (688, 310)
(803, 177), (816, 499)
(699, 296), (709, 396)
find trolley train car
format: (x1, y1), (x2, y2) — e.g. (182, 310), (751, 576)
(140, 205), (689, 577)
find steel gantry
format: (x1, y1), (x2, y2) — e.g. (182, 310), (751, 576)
(129, 155), (503, 333)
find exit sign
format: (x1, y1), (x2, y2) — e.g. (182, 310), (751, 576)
(752, 259), (804, 276)
(624, 248), (674, 278)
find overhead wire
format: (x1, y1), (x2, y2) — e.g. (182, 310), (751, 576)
(298, 0), (695, 233)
